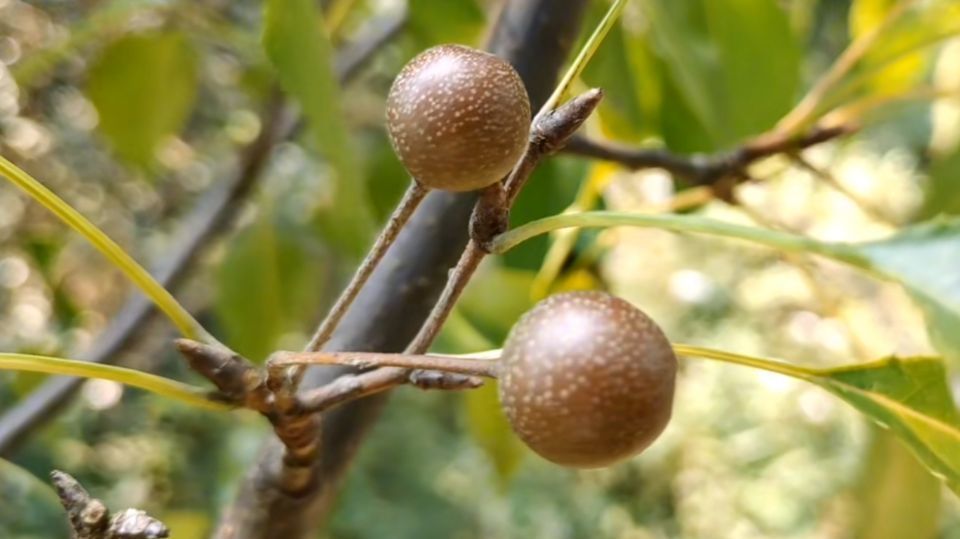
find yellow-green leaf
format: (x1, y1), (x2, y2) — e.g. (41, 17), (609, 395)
(677, 345), (960, 494)
(850, 0), (927, 96)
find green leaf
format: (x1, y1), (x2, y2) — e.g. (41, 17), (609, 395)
(215, 210), (327, 362)
(846, 0), (960, 100)
(262, 0), (374, 255)
(676, 345), (960, 494)
(920, 148), (960, 218)
(0, 353), (228, 410)
(642, 0), (801, 146)
(0, 459), (68, 538)
(408, 0), (486, 47)
(849, 0), (927, 97)
(492, 212), (960, 363)
(702, 0), (801, 138)
(87, 31), (198, 167)
(816, 357), (960, 492)
(581, 5), (661, 141)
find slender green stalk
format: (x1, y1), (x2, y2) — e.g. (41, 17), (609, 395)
(538, 0), (627, 115)
(490, 211), (868, 267)
(672, 343), (819, 380)
(0, 155), (212, 342)
(0, 353), (229, 411)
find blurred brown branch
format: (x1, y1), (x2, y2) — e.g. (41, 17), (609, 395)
(0, 9), (407, 456)
(563, 124), (855, 190)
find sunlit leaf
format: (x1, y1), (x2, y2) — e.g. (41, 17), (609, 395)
(676, 346), (960, 493)
(87, 31), (198, 167)
(262, 0), (374, 255)
(815, 357), (960, 492)
(849, 0), (927, 96)
(493, 213), (960, 363)
(920, 148), (960, 218)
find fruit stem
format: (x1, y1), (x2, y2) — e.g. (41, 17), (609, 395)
(270, 350), (500, 379)
(402, 89), (604, 355)
(298, 182), (428, 368)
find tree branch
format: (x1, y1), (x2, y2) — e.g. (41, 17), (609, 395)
(563, 124), (856, 188)
(213, 2), (591, 537)
(0, 10), (407, 456)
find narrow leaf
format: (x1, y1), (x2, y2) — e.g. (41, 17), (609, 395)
(0, 155), (209, 341)
(492, 212), (960, 363)
(0, 353), (228, 411)
(262, 0), (375, 254)
(674, 345), (960, 494)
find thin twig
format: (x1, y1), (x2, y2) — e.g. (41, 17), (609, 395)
(271, 350), (499, 379)
(302, 182), (428, 355)
(0, 10), (408, 456)
(51, 470), (169, 539)
(563, 124), (855, 188)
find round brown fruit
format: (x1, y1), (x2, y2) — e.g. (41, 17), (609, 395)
(498, 291), (677, 468)
(385, 44), (531, 192)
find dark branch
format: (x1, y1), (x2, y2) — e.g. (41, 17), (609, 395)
(213, 2), (592, 537)
(563, 124), (856, 187)
(0, 9), (407, 456)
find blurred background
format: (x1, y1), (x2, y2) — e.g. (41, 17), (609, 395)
(1, 0), (959, 537)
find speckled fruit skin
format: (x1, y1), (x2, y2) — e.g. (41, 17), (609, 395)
(499, 291), (677, 468)
(385, 44), (531, 192)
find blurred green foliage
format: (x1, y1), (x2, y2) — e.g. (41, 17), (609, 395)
(1, 0), (960, 537)
(87, 31), (199, 168)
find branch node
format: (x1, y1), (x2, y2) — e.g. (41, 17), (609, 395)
(175, 339), (267, 411)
